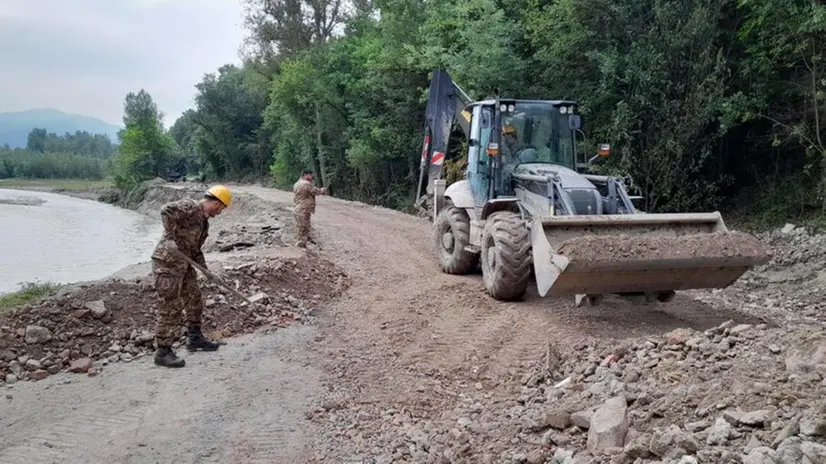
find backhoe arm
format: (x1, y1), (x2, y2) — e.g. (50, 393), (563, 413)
(416, 69), (473, 203)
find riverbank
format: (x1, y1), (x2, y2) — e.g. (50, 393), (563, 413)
(0, 178), (117, 202)
(0, 182), (345, 382)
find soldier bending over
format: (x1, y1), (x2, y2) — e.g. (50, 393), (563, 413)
(151, 185), (232, 368)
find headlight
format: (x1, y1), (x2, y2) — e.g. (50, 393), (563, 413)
(560, 106), (567, 114)
(507, 104), (515, 113)
(500, 104), (507, 112)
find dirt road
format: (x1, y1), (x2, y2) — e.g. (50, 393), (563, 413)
(0, 185), (781, 463)
(234, 186), (766, 461)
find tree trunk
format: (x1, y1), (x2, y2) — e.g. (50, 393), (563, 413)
(315, 101), (329, 187)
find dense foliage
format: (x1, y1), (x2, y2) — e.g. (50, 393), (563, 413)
(0, 128), (113, 180)
(0, 148), (106, 180)
(25, 129), (116, 158)
(125, 0), (826, 222)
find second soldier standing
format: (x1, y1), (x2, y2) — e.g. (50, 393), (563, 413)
(293, 169), (327, 247)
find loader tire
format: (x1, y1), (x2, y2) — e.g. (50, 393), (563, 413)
(433, 205), (478, 274)
(481, 211), (531, 301)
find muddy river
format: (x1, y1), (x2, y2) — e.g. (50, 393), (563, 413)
(0, 188), (162, 294)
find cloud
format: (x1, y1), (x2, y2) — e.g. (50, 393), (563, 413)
(0, 0), (246, 127)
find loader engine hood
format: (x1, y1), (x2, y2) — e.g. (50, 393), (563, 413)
(512, 163), (603, 215)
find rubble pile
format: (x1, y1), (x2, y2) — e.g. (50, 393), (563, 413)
(208, 212), (289, 252)
(694, 224), (826, 322)
(0, 254), (347, 384)
(305, 225), (826, 463)
(308, 321), (826, 463)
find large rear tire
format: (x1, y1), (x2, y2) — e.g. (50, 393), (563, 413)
(480, 211), (532, 301)
(433, 205), (478, 274)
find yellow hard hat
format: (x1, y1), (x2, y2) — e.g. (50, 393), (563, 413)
(503, 123), (517, 135)
(206, 184), (232, 207)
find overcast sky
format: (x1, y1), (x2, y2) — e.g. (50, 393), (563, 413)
(0, 0), (246, 128)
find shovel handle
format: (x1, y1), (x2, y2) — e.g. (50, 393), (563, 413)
(173, 250), (255, 306)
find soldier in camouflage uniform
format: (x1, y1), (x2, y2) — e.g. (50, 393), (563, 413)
(293, 170), (327, 248)
(151, 185), (232, 368)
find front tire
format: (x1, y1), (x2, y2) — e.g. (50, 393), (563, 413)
(480, 211), (532, 301)
(433, 206), (478, 274)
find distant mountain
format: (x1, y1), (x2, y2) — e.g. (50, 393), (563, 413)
(0, 109), (122, 148)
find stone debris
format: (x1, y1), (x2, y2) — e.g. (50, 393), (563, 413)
(586, 395), (628, 453)
(0, 254), (348, 383)
(300, 225), (826, 463)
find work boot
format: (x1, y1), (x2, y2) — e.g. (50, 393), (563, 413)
(186, 326), (222, 352)
(154, 346), (185, 368)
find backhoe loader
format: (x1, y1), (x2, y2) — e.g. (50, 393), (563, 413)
(415, 69), (770, 305)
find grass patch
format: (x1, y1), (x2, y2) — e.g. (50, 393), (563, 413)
(0, 178), (114, 191)
(0, 282), (60, 314)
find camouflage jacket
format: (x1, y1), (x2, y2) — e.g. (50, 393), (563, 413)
(151, 198), (208, 271)
(293, 178), (324, 214)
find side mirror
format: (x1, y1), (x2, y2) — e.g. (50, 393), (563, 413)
(588, 143), (612, 166)
(568, 114), (582, 130)
(469, 139), (479, 147)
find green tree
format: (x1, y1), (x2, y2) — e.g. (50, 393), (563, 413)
(26, 128), (47, 153)
(112, 89), (175, 188)
(190, 65), (271, 179)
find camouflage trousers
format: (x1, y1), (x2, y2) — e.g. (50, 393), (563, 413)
(294, 209), (312, 247)
(153, 260), (204, 347)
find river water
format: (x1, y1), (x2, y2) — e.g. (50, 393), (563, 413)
(0, 188), (162, 294)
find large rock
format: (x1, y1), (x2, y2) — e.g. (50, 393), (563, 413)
(649, 425), (700, 457)
(665, 328), (694, 346)
(543, 408), (572, 430)
(800, 441), (826, 461)
(68, 358), (93, 374)
(24, 325), (52, 344)
(785, 337), (826, 375)
(707, 417), (734, 446)
(742, 447), (779, 464)
(549, 448), (574, 464)
(800, 415), (826, 437)
(740, 409), (773, 427)
(571, 407), (596, 429)
(587, 395), (628, 453)
(85, 300), (109, 320)
(775, 438), (799, 463)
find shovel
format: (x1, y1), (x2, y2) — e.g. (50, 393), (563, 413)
(172, 250), (255, 306)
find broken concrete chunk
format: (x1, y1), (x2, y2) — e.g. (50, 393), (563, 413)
(587, 395), (628, 453)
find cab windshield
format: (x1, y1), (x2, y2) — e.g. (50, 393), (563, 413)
(500, 102), (575, 170)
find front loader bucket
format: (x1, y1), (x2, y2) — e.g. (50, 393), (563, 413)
(530, 212), (772, 298)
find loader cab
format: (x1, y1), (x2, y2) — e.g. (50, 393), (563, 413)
(466, 99), (580, 203)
